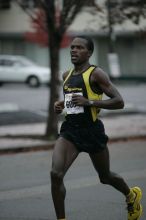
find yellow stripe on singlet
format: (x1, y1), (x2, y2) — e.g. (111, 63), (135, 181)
(63, 69), (73, 85)
(83, 66), (103, 122)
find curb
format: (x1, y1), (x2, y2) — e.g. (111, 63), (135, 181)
(0, 143), (54, 155)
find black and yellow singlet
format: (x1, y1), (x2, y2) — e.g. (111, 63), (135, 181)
(63, 65), (103, 125)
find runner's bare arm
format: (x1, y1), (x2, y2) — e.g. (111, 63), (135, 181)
(90, 67), (124, 109)
(54, 71), (70, 114)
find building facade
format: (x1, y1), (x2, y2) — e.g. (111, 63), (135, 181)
(0, 0), (146, 78)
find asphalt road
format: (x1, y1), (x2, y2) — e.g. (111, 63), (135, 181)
(0, 82), (146, 125)
(0, 82), (146, 113)
(0, 139), (145, 220)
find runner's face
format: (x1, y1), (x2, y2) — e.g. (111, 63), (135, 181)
(70, 38), (91, 65)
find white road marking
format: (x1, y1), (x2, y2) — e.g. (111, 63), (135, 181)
(0, 103), (19, 112)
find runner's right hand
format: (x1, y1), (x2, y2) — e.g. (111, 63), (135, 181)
(54, 101), (64, 114)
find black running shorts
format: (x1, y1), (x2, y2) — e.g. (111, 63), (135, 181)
(59, 119), (108, 153)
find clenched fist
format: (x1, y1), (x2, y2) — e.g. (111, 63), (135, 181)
(54, 101), (64, 114)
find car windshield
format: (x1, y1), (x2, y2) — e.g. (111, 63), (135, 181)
(18, 57), (37, 67)
(0, 56), (37, 67)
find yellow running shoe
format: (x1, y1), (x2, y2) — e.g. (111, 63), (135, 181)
(127, 187), (142, 220)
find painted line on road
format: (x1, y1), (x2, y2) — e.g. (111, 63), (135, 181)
(0, 103), (20, 112)
(0, 168), (146, 201)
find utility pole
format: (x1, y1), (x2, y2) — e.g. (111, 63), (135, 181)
(107, 0), (121, 77)
(107, 0), (114, 53)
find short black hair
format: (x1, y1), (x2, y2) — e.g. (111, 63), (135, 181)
(75, 35), (94, 54)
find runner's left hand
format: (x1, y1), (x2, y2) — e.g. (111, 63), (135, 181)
(72, 94), (89, 106)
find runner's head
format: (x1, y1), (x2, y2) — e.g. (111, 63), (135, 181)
(70, 36), (94, 64)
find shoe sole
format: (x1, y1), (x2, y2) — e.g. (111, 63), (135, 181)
(133, 204), (143, 220)
(133, 187), (142, 220)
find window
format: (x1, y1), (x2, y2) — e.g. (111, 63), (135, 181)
(0, 0), (11, 9)
(0, 59), (14, 66)
(13, 60), (25, 67)
(19, 0), (37, 9)
(110, 0), (142, 2)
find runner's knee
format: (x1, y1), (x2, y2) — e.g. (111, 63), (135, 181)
(50, 170), (66, 198)
(50, 170), (64, 183)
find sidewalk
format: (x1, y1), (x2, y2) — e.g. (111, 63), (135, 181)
(0, 112), (146, 154)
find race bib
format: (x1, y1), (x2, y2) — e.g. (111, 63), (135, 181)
(65, 92), (84, 114)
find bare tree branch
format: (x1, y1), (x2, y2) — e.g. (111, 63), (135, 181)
(106, 0), (146, 25)
(35, 0), (47, 10)
(13, 0), (35, 20)
(59, 0), (101, 36)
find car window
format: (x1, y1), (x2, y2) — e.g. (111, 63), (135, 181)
(19, 58), (34, 66)
(0, 59), (5, 66)
(0, 59), (14, 67)
(13, 60), (24, 67)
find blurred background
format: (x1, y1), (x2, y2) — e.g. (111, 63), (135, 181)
(0, 1), (146, 219)
(0, 0), (146, 133)
(0, 0), (146, 77)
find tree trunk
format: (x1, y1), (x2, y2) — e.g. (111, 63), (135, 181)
(45, 32), (61, 139)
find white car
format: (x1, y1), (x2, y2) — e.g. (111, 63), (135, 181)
(0, 55), (51, 87)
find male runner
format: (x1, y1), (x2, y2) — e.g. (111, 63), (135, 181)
(50, 36), (142, 220)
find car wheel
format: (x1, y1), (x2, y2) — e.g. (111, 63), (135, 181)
(27, 76), (40, 88)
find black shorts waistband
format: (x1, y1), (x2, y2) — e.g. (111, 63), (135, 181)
(65, 118), (100, 128)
